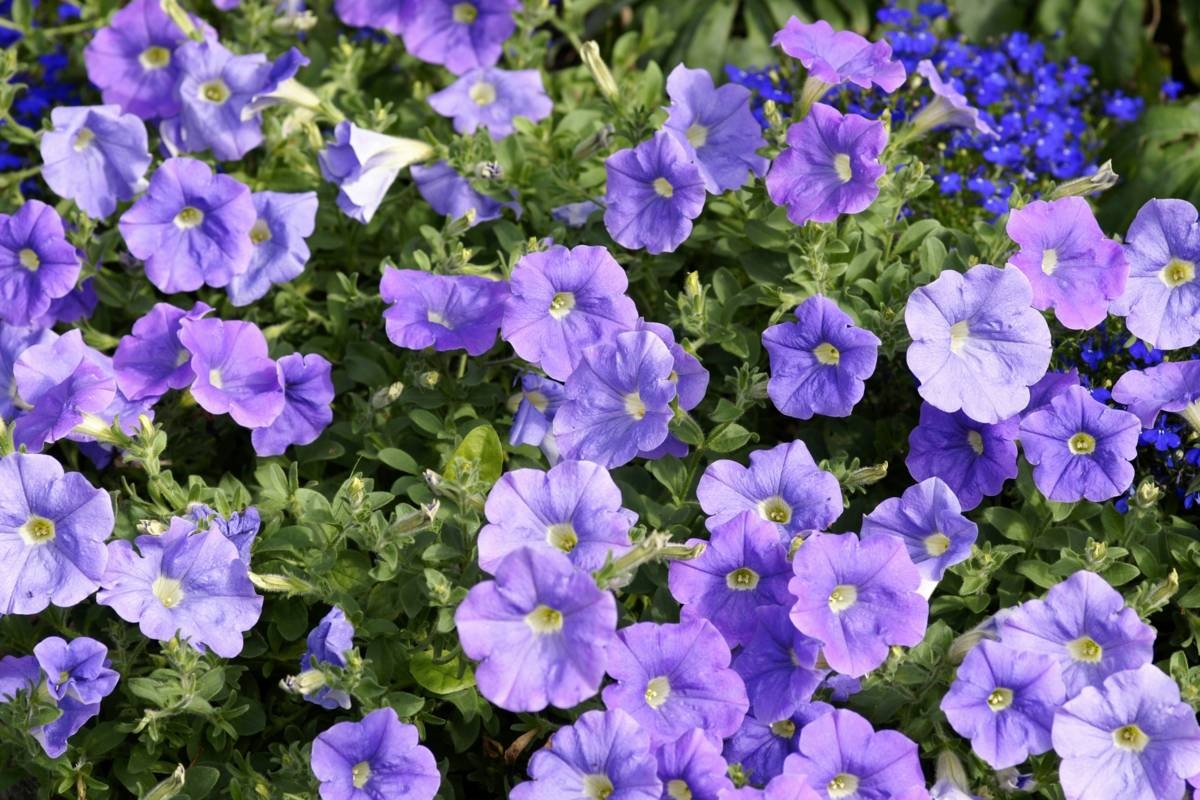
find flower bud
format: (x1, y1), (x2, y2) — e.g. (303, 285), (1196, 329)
(248, 572), (314, 595)
(1047, 160), (1119, 199)
(580, 41), (619, 101)
(142, 765), (187, 800)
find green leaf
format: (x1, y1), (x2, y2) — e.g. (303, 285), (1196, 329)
(707, 423), (753, 453)
(444, 424), (504, 486)
(409, 651), (476, 695)
(182, 766), (221, 799)
(378, 447), (420, 474)
(1016, 559), (1059, 588)
(982, 507), (1033, 543)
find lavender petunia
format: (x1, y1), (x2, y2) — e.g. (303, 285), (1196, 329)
(12, 330), (116, 453)
(905, 264), (1052, 424)
(0, 200), (82, 327)
(732, 605), (826, 722)
(772, 17), (906, 102)
(860, 477), (978, 584)
(1019, 385), (1140, 502)
(0, 647), (116, 759)
(33, 278), (98, 329)
(178, 318), (285, 429)
(33, 636), (120, 705)
(906, 403), (1019, 510)
(658, 729), (735, 800)
(725, 703), (833, 787)
(318, 121), (433, 224)
(456, 547), (618, 712)
(429, 67), (552, 139)
(381, 269), (508, 357)
(311, 707), (440, 800)
(762, 295), (880, 419)
(40, 105), (151, 219)
(508, 372), (565, 457)
(411, 161), (518, 227)
(1023, 369), (1082, 420)
(400, 0), (520, 76)
(228, 191), (319, 306)
(333, 0), (411, 33)
(251, 353), (335, 456)
(910, 60), (998, 138)
(0, 453), (113, 616)
(551, 200), (601, 228)
(298, 607), (354, 710)
(789, 532), (928, 677)
(604, 132), (706, 254)
(97, 525), (262, 658)
(602, 618), (749, 746)
(200, 505), (260, 564)
(765, 103), (887, 227)
(662, 64), (768, 194)
(478, 460), (636, 574)
(113, 301), (213, 403)
(0, 323), (53, 421)
(639, 319), (708, 412)
(782, 710), (928, 800)
(1111, 360), (1200, 429)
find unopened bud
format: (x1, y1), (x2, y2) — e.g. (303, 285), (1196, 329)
(1047, 160), (1119, 199)
(418, 371), (440, 389)
(248, 572), (314, 595)
(371, 381), (405, 409)
(573, 124), (614, 160)
(143, 765), (187, 800)
(1134, 478), (1163, 509)
(283, 668), (327, 696)
(580, 41), (619, 101)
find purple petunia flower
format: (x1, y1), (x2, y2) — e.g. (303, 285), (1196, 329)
(1023, 369), (1083, 420)
(478, 459), (636, 574)
(251, 353), (335, 456)
(0, 323), (52, 421)
(762, 295), (880, 419)
(662, 64), (768, 194)
(510, 709), (662, 800)
(228, 191), (319, 306)
(905, 264), (1051, 424)
(113, 301), (213, 403)
(12, 330), (116, 453)
(733, 605), (825, 722)
(668, 511), (793, 647)
(725, 703), (833, 787)
(318, 121), (433, 224)
(906, 403), (1019, 511)
(198, 505), (260, 564)
(400, 0), (520, 76)
(657, 729), (735, 800)
(33, 279), (99, 329)
(1109, 198), (1200, 350)
(1112, 360), (1200, 429)
(33, 636), (120, 705)
(941, 640), (1066, 769)
(429, 67), (552, 139)
(380, 269), (508, 357)
(97, 525), (262, 658)
(178, 318), (285, 429)
(1053, 665), (1200, 800)
(0, 200), (82, 327)
(782, 710), (928, 800)
(457, 547), (617, 711)
(697, 440), (843, 544)
(0, 452), (113, 616)
(298, 607), (354, 710)
(637, 320), (708, 454)
(772, 18), (905, 103)
(119, 157), (255, 293)
(602, 618), (749, 747)
(552, 330), (676, 468)
(860, 477), (978, 584)
(789, 532), (928, 677)
(502, 244), (638, 381)
(1005, 197), (1128, 330)
(1019, 385), (1141, 502)
(40, 105), (151, 219)
(508, 372), (565, 458)
(911, 60), (998, 138)
(604, 132), (706, 255)
(411, 161), (518, 227)
(551, 200), (601, 228)
(311, 707), (440, 800)
(999, 570), (1155, 697)
(333, 0), (411, 33)
(765, 103), (887, 227)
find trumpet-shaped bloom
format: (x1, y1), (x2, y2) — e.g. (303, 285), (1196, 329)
(429, 67), (552, 139)
(33, 636), (120, 705)
(411, 161), (518, 227)
(732, 605), (826, 722)
(911, 60), (998, 137)
(0, 323), (53, 421)
(1111, 360), (1200, 429)
(400, 0), (521, 75)
(772, 18), (905, 95)
(251, 353), (335, 456)
(724, 703), (833, 786)
(318, 122), (433, 224)
(12, 330), (116, 453)
(782, 710), (928, 800)
(113, 301), (213, 402)
(657, 729), (734, 800)
(508, 372), (565, 457)
(178, 318), (285, 429)
(906, 403), (1019, 510)
(0, 200), (82, 327)
(228, 191), (319, 306)
(40, 105), (151, 219)
(299, 607), (354, 710)
(333, 0), (411, 33)
(860, 477), (978, 583)
(604, 132), (706, 254)
(381, 269), (508, 357)
(311, 707), (440, 800)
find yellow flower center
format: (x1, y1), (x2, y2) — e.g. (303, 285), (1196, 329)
(1067, 636), (1103, 663)
(828, 584), (858, 612)
(1068, 432), (1096, 455)
(644, 675), (671, 709)
(546, 523), (578, 553)
(827, 773), (860, 799)
(813, 342), (840, 366)
(209, 368), (224, 390)
(524, 604), (564, 634)
(653, 177), (674, 198)
(582, 774), (614, 800)
(1159, 257), (1196, 287)
(72, 127), (95, 151)
(726, 567), (760, 591)
(624, 392), (646, 420)
(139, 45), (171, 70)
(967, 429), (985, 455)
(249, 219), (272, 245)
(833, 153), (853, 183)
(549, 291), (575, 320)
(452, 2), (477, 23)
(666, 779), (693, 800)
(469, 81), (496, 106)
(987, 687), (1013, 712)
(769, 719), (796, 738)
(924, 531), (951, 556)
(949, 320), (970, 354)
(1112, 724), (1149, 752)
(524, 390), (548, 413)
(19, 515), (56, 545)
(758, 496), (792, 524)
(685, 123), (708, 148)
(199, 79), (231, 104)
(1041, 248), (1058, 275)
(351, 760), (372, 789)
(17, 248), (39, 271)
(427, 309), (451, 328)
(151, 576), (185, 608)
(174, 206), (204, 229)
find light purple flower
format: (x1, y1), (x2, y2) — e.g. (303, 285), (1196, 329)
(725, 703), (833, 787)
(40, 105), (151, 219)
(411, 161), (518, 227)
(196, 505), (260, 564)
(0, 323), (52, 421)
(1019, 385), (1140, 502)
(789, 532), (927, 677)
(697, 440), (843, 544)
(97, 525), (262, 658)
(668, 511), (793, 648)
(602, 618), (749, 747)
(552, 330), (676, 468)
(179, 318), (285, 429)
(227, 191), (319, 306)
(0, 452), (112, 616)
(1023, 369), (1082, 420)
(604, 132), (706, 255)
(782, 710), (928, 800)
(32, 278), (98, 329)
(311, 707), (440, 800)
(508, 372), (565, 457)
(318, 121), (432, 224)
(733, 605), (826, 722)
(113, 301), (213, 403)
(639, 319), (708, 412)
(905, 264), (1051, 424)
(429, 67), (552, 139)
(381, 269), (508, 357)
(999, 570), (1155, 697)
(1112, 360), (1200, 429)
(906, 403), (1019, 510)
(1053, 665), (1200, 800)
(299, 607), (354, 710)
(400, 0), (520, 76)
(662, 64), (768, 194)
(911, 60), (998, 137)
(860, 477), (978, 583)
(251, 353), (335, 456)
(33, 636), (119, 705)
(658, 729), (734, 800)
(0, 200), (82, 327)
(333, 0), (411, 33)
(762, 295), (880, 419)
(456, 547), (617, 712)
(551, 200), (601, 228)
(1109, 198), (1200, 350)
(772, 18), (906, 98)
(510, 709), (662, 800)
(12, 330), (116, 453)
(478, 460), (636, 574)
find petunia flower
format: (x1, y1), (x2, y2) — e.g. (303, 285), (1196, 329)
(502, 244), (638, 381)
(941, 640), (1066, 769)
(97, 525), (262, 658)
(732, 605), (826, 722)
(297, 607), (354, 710)
(909, 60), (998, 138)
(999, 570), (1155, 697)
(0, 323), (53, 421)
(0, 200), (82, 327)
(697, 440), (843, 544)
(0, 452), (113, 616)
(411, 161), (519, 227)
(428, 67), (552, 139)
(551, 200), (601, 228)
(381, 269), (508, 357)
(456, 548), (618, 712)
(602, 618), (749, 746)
(604, 132), (706, 254)
(510, 709), (662, 800)
(860, 477), (978, 585)
(1109, 198), (1200, 350)
(12, 330), (116, 453)
(178, 318), (285, 429)
(661, 64), (768, 194)
(1112, 360), (1200, 430)
(318, 121), (433, 224)
(789, 532), (927, 677)
(39, 105), (151, 219)
(1019, 385), (1140, 502)
(311, 707), (440, 800)
(33, 636), (120, 706)
(762, 295), (880, 419)
(657, 729), (734, 800)
(639, 318), (709, 411)
(552, 330), (677, 468)
(725, 703), (833, 786)
(668, 511), (793, 647)
(113, 301), (213, 403)
(333, 0), (411, 33)
(906, 403), (1019, 510)
(228, 191), (319, 306)
(782, 710), (928, 800)
(478, 459), (636, 574)
(1052, 665), (1200, 800)
(32, 278), (98, 329)
(905, 264), (1051, 424)
(1022, 369), (1082, 420)
(508, 372), (565, 458)
(192, 505), (260, 564)
(772, 18), (905, 106)
(400, 0), (521, 76)
(251, 353), (335, 457)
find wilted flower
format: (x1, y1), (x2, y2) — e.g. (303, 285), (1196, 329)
(412, 161), (519, 227)
(298, 607), (354, 710)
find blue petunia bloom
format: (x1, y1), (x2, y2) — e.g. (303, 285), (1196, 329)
(400, 0), (520, 76)
(381, 269), (508, 357)
(251, 353), (335, 457)
(113, 301), (213, 403)
(783, 710), (928, 799)
(298, 607), (355, 710)
(412, 160), (518, 226)
(318, 121), (433, 224)
(732, 605), (825, 722)
(12, 330), (116, 453)
(0, 200), (82, 327)
(0, 323), (53, 422)
(33, 636), (120, 706)
(311, 707), (440, 800)
(428, 67), (552, 140)
(228, 191), (319, 306)
(860, 477), (978, 585)
(333, 0), (409, 33)
(40, 105), (151, 219)
(604, 132), (706, 254)
(178, 318), (285, 429)
(656, 728), (733, 800)
(508, 372), (565, 458)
